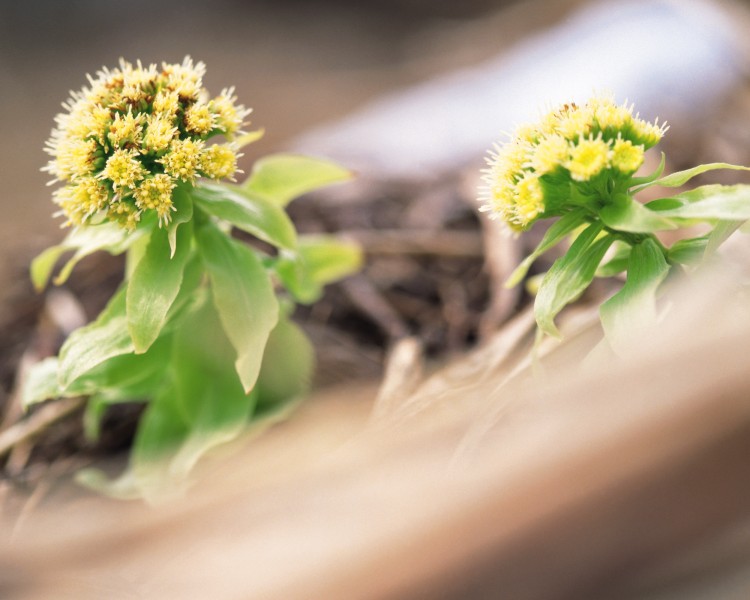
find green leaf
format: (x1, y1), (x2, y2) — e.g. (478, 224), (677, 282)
(599, 193), (677, 233)
(197, 222), (279, 392)
(705, 220), (745, 257)
(256, 315), (314, 408)
(167, 185), (193, 258)
(534, 224), (614, 337)
(168, 297), (257, 477)
(629, 152), (665, 190)
(649, 162), (750, 189)
(234, 128), (265, 149)
(130, 384), (191, 502)
(30, 221), (150, 291)
(78, 342), (169, 442)
(655, 185), (750, 221)
(600, 238), (670, 352)
(192, 182), (297, 250)
(127, 222), (193, 353)
(243, 153), (353, 207)
(596, 241), (631, 277)
(58, 286), (135, 390)
(274, 235), (363, 304)
(22, 357), (63, 408)
(505, 210), (588, 288)
(667, 237), (708, 265)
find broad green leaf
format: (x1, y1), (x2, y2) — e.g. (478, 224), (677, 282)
(655, 185), (750, 221)
(192, 182), (296, 250)
(649, 162), (750, 189)
(30, 220), (150, 291)
(667, 237), (708, 265)
(629, 152), (665, 190)
(505, 209), (588, 288)
(535, 224), (614, 337)
(644, 198), (682, 212)
(127, 222), (193, 353)
(256, 315), (314, 408)
(275, 236), (363, 304)
(167, 185), (193, 258)
(197, 223), (279, 392)
(130, 384), (191, 503)
(705, 220), (745, 257)
(600, 238), (670, 352)
(596, 241), (631, 277)
(168, 298), (257, 477)
(243, 153), (353, 207)
(599, 193), (677, 233)
(22, 357), (63, 408)
(58, 286), (134, 390)
(54, 219), (152, 285)
(72, 332), (173, 398)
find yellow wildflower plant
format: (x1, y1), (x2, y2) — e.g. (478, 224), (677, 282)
(479, 94), (750, 348)
(29, 57), (362, 503)
(44, 57), (251, 229)
(480, 94), (668, 231)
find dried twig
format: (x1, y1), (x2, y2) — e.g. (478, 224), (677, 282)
(0, 398), (85, 460)
(349, 229), (483, 258)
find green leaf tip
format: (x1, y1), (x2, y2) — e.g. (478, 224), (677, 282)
(243, 153), (353, 207)
(197, 222), (279, 393)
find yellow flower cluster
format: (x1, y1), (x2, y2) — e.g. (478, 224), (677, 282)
(480, 94), (668, 231)
(44, 57), (250, 229)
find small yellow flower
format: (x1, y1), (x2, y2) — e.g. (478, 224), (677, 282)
(142, 114), (178, 153)
(594, 103), (632, 132)
(134, 174), (176, 225)
(107, 110), (144, 148)
(53, 138), (100, 181)
(530, 134), (569, 175)
(162, 57), (206, 100)
(153, 90), (180, 118)
(556, 105), (594, 141)
(566, 137), (610, 181)
(513, 174), (545, 227)
(107, 200), (141, 231)
(184, 102), (215, 135)
(610, 138), (644, 175)
(629, 117), (667, 149)
(54, 177), (110, 225)
(120, 60), (158, 103)
(487, 141), (531, 184)
(86, 105), (113, 145)
(102, 148), (145, 190)
(478, 181), (515, 224)
(200, 145), (239, 180)
(513, 122), (541, 145)
(160, 139), (204, 182)
(209, 88), (251, 136)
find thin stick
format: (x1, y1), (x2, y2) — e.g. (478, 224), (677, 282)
(0, 398), (85, 459)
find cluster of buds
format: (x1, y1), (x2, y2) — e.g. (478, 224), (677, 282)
(44, 57), (251, 229)
(480, 94), (668, 231)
